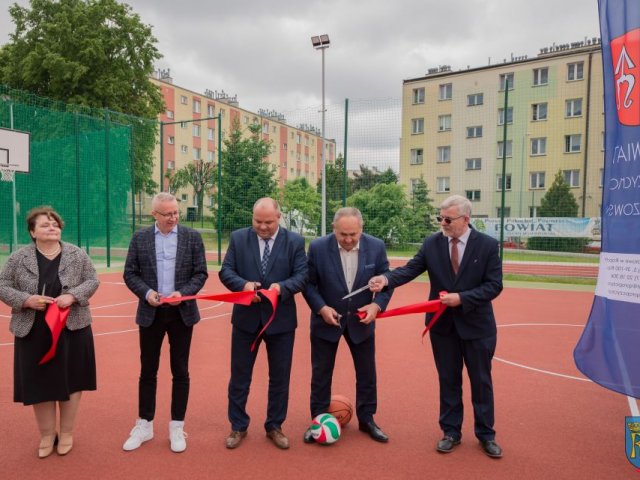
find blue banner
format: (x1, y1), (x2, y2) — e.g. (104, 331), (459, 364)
(574, 0), (640, 398)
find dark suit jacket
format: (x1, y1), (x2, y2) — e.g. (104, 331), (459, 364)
(386, 228), (502, 340)
(219, 227), (307, 335)
(303, 233), (393, 344)
(123, 225), (208, 327)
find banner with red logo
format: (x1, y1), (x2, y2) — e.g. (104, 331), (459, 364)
(574, 0), (640, 398)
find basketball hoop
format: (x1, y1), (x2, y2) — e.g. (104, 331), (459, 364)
(0, 167), (14, 182)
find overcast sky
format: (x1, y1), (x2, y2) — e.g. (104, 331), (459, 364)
(0, 1), (601, 169)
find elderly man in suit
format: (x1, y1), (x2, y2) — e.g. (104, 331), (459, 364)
(122, 192), (208, 453)
(303, 207), (393, 443)
(370, 194), (504, 458)
(220, 197), (307, 450)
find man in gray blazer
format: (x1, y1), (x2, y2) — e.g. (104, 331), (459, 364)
(122, 192), (208, 453)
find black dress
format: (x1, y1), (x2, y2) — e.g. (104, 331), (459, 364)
(13, 251), (97, 405)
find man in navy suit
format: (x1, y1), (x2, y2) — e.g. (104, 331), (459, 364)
(370, 195), (504, 458)
(303, 207), (393, 443)
(122, 192), (208, 453)
(220, 197), (307, 450)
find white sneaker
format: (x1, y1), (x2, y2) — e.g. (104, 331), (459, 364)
(169, 420), (187, 453)
(123, 419), (154, 451)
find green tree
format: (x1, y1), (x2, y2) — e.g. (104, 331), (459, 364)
(351, 165), (398, 191)
(215, 120), (276, 232)
(279, 178), (320, 234)
(0, 0), (165, 194)
(169, 161), (215, 221)
(318, 154), (349, 233)
(527, 171), (588, 252)
(405, 175), (437, 242)
(348, 183), (409, 246)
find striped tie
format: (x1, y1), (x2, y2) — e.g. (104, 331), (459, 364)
(261, 239), (271, 275)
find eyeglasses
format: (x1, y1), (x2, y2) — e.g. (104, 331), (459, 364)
(155, 210), (180, 218)
(436, 215), (464, 224)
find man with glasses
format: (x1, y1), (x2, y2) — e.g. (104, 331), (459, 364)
(122, 192), (208, 453)
(369, 194), (503, 458)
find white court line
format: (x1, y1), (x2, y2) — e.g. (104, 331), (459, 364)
(495, 322), (590, 383)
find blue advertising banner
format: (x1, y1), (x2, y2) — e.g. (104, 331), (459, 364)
(574, 0), (640, 398)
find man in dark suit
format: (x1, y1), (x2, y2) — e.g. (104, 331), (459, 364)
(122, 192), (208, 453)
(303, 207), (393, 443)
(220, 197), (307, 450)
(370, 194), (504, 458)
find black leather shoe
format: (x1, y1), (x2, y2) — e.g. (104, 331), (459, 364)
(436, 435), (461, 453)
(303, 428), (314, 444)
(481, 440), (503, 458)
(358, 421), (389, 443)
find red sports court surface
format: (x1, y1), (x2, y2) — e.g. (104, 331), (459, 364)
(0, 272), (635, 479)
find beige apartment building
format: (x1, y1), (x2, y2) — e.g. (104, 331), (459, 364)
(401, 39), (604, 218)
(139, 71), (335, 216)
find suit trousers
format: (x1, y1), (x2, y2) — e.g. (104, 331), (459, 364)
(138, 306), (193, 422)
(310, 327), (377, 423)
(429, 330), (496, 441)
(228, 325), (295, 432)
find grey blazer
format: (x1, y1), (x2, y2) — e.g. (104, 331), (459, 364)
(0, 242), (99, 338)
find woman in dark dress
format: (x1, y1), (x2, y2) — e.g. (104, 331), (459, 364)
(0, 206), (99, 458)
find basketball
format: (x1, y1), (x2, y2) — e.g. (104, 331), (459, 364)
(328, 394), (353, 426)
(310, 413), (341, 444)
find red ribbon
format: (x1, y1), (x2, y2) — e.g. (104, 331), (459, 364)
(159, 289), (279, 351)
(357, 291), (448, 340)
(39, 303), (70, 365)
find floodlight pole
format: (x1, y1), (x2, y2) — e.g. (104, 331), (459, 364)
(312, 34), (330, 236)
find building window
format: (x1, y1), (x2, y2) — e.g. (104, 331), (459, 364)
(219, 108), (225, 118)
(167, 160), (175, 170)
(439, 83), (452, 100)
(498, 107), (513, 125)
(412, 87), (425, 104)
(410, 178), (421, 194)
(208, 128), (214, 140)
(568, 62), (584, 81)
(180, 145), (188, 154)
(530, 171), (545, 189)
(497, 140), (513, 157)
(410, 148), (424, 165)
(181, 194), (188, 202)
(168, 136), (175, 145)
(180, 95), (188, 105)
(465, 158), (482, 170)
(532, 102), (548, 121)
(437, 146), (451, 163)
(563, 169), (580, 187)
(496, 174), (512, 191)
(533, 67), (549, 86)
(466, 126), (483, 138)
(411, 118), (425, 134)
(193, 147), (201, 160)
(262, 122), (269, 134)
(437, 177), (450, 193)
(193, 124), (201, 137)
(438, 115), (452, 132)
(207, 104), (215, 116)
(565, 134), (582, 153)
(193, 99), (201, 113)
(531, 137), (547, 156)
(499, 73), (514, 90)
(180, 121), (188, 129)
(282, 143), (288, 150)
(207, 150), (215, 162)
(566, 98), (583, 117)
(467, 93), (483, 106)
(466, 190), (481, 201)
(166, 110), (174, 119)
(497, 206), (511, 217)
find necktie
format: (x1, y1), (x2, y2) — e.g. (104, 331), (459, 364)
(261, 239), (271, 275)
(450, 237), (459, 274)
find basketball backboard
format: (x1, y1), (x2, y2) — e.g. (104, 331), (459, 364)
(0, 127), (30, 173)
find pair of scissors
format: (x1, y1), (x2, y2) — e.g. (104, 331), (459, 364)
(341, 284), (371, 300)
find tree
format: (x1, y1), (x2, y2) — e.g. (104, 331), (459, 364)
(318, 154), (349, 233)
(405, 175), (438, 242)
(348, 183), (409, 246)
(215, 120), (276, 233)
(0, 0), (165, 194)
(279, 178), (320, 234)
(168, 161), (215, 221)
(351, 165), (398, 192)
(527, 171), (588, 252)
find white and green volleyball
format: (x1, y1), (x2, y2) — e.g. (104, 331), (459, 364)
(310, 413), (341, 444)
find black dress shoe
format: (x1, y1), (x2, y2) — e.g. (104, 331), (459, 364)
(481, 440), (503, 458)
(358, 421), (389, 443)
(303, 428), (314, 444)
(436, 435), (461, 453)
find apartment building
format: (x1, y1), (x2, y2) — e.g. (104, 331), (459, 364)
(401, 39), (604, 218)
(140, 72), (335, 215)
